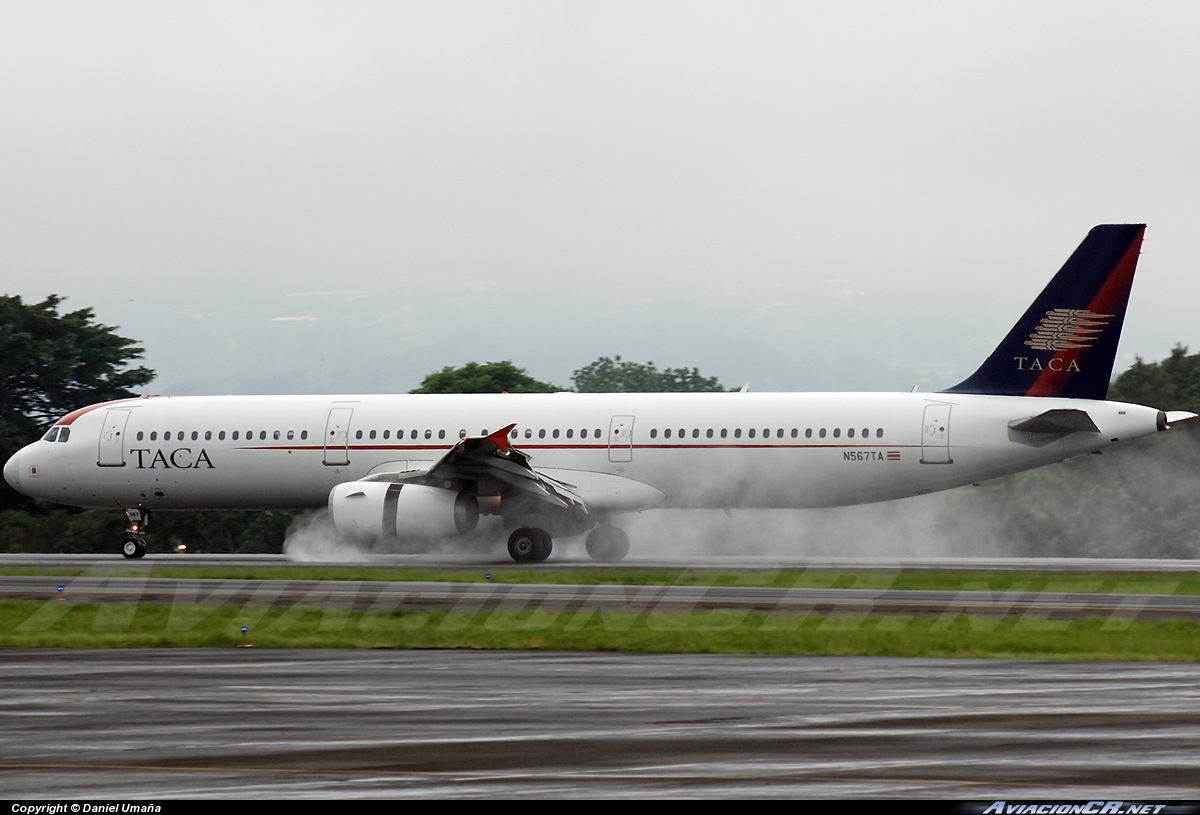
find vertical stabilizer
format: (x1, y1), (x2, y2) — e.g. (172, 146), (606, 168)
(942, 224), (1145, 400)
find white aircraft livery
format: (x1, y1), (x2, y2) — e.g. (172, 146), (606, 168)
(4, 224), (1195, 562)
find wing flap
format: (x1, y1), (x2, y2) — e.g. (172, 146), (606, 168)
(357, 423), (585, 511)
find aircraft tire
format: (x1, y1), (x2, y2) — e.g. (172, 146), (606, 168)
(507, 528), (540, 563)
(121, 538), (144, 559)
(585, 526), (629, 562)
(530, 528), (553, 562)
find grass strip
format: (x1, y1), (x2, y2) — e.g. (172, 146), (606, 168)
(3, 599), (1198, 661)
(3, 564), (1199, 595)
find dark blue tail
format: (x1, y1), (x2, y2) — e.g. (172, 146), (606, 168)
(942, 224), (1145, 400)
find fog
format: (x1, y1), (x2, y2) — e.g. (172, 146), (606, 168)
(282, 424), (1200, 563)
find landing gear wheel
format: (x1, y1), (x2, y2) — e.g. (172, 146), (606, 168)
(585, 526), (630, 562)
(122, 506), (150, 559)
(531, 528), (552, 562)
(121, 538), (147, 559)
(508, 527), (553, 563)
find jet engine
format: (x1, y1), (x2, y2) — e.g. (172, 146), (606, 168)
(328, 481), (479, 541)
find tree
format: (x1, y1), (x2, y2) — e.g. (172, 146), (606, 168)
(572, 355), (729, 393)
(410, 361), (560, 394)
(1, 294), (155, 509)
(1108, 344), (1200, 413)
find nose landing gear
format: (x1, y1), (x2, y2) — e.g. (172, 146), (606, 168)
(121, 506), (149, 559)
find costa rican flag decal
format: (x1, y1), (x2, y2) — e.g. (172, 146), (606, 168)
(887, 451), (900, 461)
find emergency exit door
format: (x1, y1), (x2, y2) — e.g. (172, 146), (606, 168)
(608, 415), (634, 462)
(323, 407), (354, 466)
(920, 404), (953, 464)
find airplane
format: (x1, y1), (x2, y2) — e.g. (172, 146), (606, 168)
(3, 224), (1195, 562)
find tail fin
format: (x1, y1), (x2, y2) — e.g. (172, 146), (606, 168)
(942, 224), (1145, 400)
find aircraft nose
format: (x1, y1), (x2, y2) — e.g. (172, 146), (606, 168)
(3, 450), (20, 490)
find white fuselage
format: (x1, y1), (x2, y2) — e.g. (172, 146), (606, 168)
(3, 391), (1166, 513)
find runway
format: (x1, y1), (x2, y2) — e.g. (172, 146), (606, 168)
(3, 649), (1200, 798)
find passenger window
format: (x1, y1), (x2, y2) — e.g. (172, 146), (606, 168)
(706, 429), (713, 438)
(791, 428), (798, 438)
(411, 430), (418, 439)
(219, 431), (226, 441)
(538, 429), (546, 439)
(275, 430), (282, 440)
(260, 431), (267, 440)
(595, 429), (601, 438)
(355, 430), (363, 440)
(651, 429), (658, 439)
(776, 429), (783, 438)
(734, 429), (742, 438)
(164, 431), (172, 441)
(553, 429), (560, 439)
(136, 431), (144, 441)
(151, 431), (158, 441)
(566, 429), (574, 439)
(192, 431), (199, 441)
(301, 431), (308, 440)
(525, 429), (532, 438)
(231, 431), (238, 441)
(439, 430), (446, 440)
(369, 430), (376, 440)
(510, 429), (518, 439)
(862, 428), (868, 437)
(848, 428), (855, 438)
(748, 429), (756, 438)
(425, 429), (432, 439)
(876, 428), (883, 438)
(459, 429), (468, 439)
(819, 428), (827, 438)
(678, 428), (684, 438)
(665, 428), (672, 439)
(833, 428), (841, 438)
(721, 429), (728, 438)
(806, 428), (812, 438)
(692, 429), (700, 438)
(205, 431), (212, 441)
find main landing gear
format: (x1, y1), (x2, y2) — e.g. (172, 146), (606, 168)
(121, 506), (149, 559)
(504, 523), (632, 563)
(585, 525), (629, 562)
(507, 527), (552, 563)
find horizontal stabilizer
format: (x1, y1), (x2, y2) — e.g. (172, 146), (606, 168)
(1008, 408), (1100, 435)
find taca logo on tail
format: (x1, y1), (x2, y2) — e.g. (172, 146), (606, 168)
(943, 224), (1145, 400)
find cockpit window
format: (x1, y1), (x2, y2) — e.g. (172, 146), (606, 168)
(58, 427), (70, 442)
(42, 427), (60, 442)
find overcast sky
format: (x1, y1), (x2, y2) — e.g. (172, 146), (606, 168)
(3, 1), (1198, 395)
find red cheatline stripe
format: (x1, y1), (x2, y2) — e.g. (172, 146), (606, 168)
(233, 443), (921, 452)
(55, 398), (142, 426)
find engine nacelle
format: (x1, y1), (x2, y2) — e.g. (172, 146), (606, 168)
(328, 482), (479, 541)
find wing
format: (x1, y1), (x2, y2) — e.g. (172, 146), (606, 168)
(358, 423), (585, 511)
